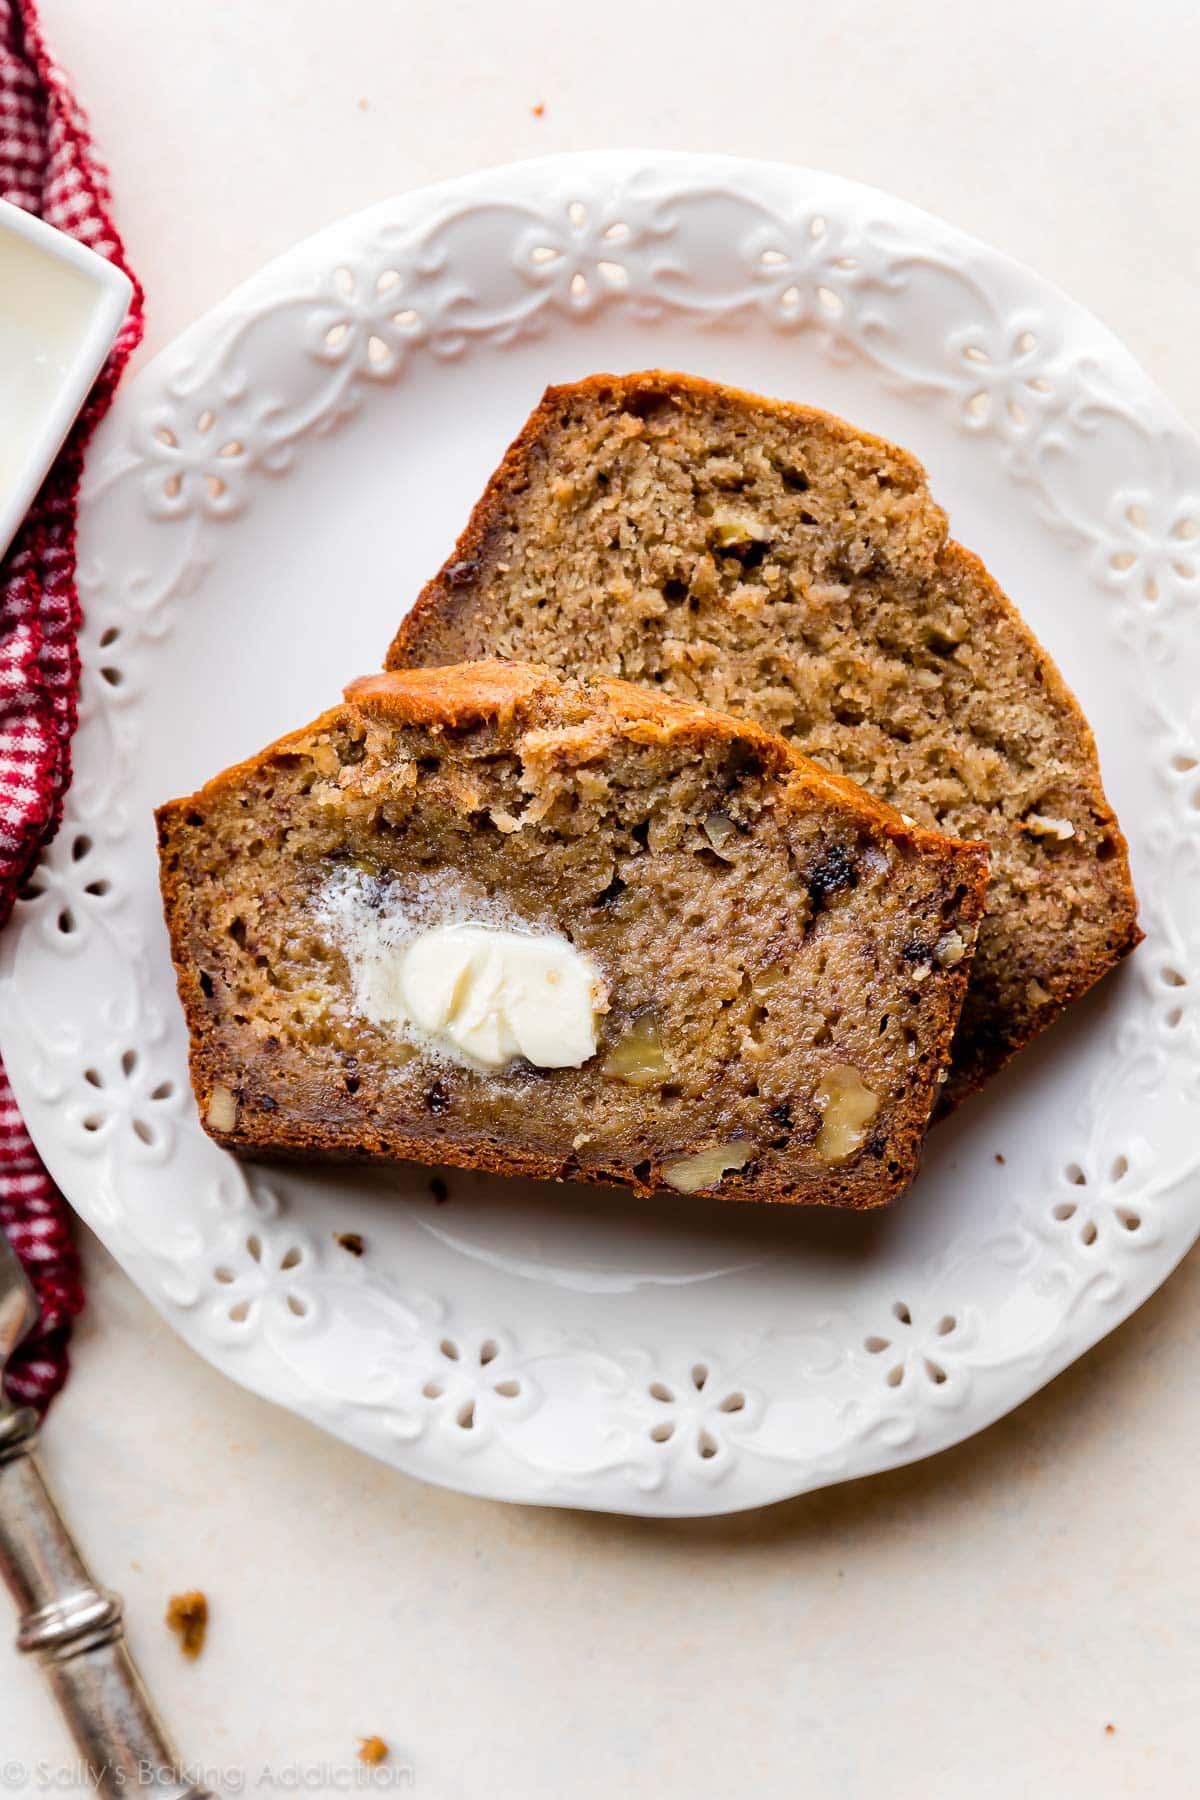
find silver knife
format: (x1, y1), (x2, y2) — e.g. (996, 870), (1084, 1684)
(0, 1226), (214, 1798)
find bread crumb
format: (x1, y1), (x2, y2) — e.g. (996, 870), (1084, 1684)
(531, 102), (545, 117)
(431, 1176), (449, 1205)
(165, 1590), (208, 1659)
(358, 1737), (388, 1765)
(1104, 1723), (1116, 1736)
(335, 1231), (364, 1256)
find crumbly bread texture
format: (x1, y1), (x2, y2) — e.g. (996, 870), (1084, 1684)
(386, 372), (1141, 1108)
(157, 662), (988, 1209)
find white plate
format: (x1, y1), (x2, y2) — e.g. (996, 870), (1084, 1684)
(2, 152), (1198, 1517)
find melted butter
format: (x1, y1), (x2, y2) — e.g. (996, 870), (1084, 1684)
(319, 870), (607, 1073)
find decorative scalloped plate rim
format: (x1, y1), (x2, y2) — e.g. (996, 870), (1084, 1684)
(2, 151), (1198, 1516)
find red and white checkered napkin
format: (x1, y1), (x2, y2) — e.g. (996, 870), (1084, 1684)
(0, 0), (143, 1407)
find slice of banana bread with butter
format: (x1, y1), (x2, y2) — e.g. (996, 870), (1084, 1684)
(156, 661), (989, 1209)
(386, 371), (1141, 1109)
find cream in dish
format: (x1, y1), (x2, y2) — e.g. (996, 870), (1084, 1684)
(0, 229), (99, 499)
(0, 199), (131, 560)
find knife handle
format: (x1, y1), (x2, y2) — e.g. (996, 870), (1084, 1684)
(0, 1403), (215, 1800)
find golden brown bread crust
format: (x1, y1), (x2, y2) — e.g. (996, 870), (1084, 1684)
(350, 664), (978, 856)
(157, 661), (990, 1209)
(385, 370), (1142, 1108)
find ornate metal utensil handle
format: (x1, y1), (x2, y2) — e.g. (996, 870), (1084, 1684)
(0, 1402), (215, 1799)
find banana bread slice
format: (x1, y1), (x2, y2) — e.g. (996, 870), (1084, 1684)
(386, 371), (1141, 1109)
(156, 661), (989, 1209)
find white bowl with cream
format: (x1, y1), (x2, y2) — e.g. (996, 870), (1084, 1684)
(0, 197), (132, 563)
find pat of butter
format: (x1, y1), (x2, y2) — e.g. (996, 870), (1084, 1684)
(402, 925), (600, 1068)
(360, 921), (601, 1070)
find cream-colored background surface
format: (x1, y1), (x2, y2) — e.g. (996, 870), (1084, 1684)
(6, 1), (1200, 1793)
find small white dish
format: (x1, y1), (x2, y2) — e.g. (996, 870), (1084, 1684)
(0, 196), (131, 562)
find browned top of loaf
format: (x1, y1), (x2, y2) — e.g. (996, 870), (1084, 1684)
(386, 369), (1141, 1108)
(346, 664), (952, 837)
(157, 661), (989, 1210)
